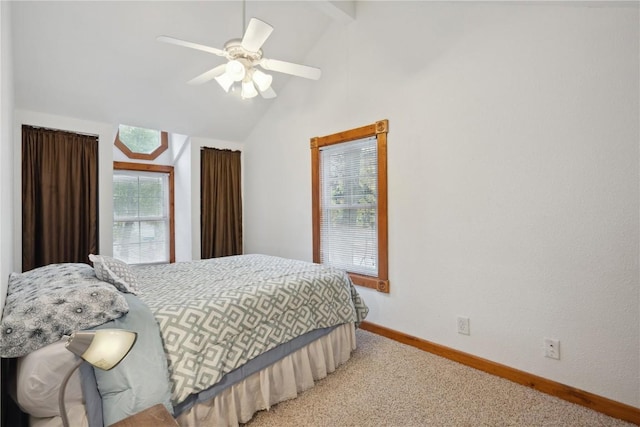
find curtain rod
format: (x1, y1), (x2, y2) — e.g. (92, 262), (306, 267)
(23, 124), (99, 138)
(200, 147), (242, 153)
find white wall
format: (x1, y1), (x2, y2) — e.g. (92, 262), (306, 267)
(1, 1), (15, 317)
(1, 5), (15, 420)
(171, 133), (192, 262)
(243, 2), (640, 407)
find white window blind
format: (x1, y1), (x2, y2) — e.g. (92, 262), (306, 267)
(319, 136), (378, 276)
(113, 170), (169, 264)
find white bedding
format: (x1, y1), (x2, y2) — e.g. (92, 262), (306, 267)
(15, 339), (84, 418)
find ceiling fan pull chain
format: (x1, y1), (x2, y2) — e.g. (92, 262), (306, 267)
(242, 0), (246, 35)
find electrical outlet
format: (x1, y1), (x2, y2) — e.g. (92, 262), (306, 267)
(457, 316), (470, 335)
(544, 338), (560, 360)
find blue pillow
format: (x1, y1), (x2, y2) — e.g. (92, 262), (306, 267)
(90, 293), (173, 426)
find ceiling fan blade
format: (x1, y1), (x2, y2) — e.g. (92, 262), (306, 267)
(259, 58), (322, 80)
(187, 64), (227, 85)
(259, 86), (277, 99)
(241, 18), (274, 52)
(157, 35), (227, 57)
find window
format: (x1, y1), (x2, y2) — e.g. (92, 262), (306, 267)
(115, 124), (168, 160)
(311, 120), (389, 293)
(113, 162), (175, 264)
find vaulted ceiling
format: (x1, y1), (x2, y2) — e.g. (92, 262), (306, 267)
(11, 1), (353, 141)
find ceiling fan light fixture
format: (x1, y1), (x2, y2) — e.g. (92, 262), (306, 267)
(252, 69), (273, 92)
(226, 59), (246, 82)
(214, 72), (234, 92)
(241, 80), (258, 99)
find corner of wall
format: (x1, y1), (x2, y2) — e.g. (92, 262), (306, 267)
(1, 0), (15, 317)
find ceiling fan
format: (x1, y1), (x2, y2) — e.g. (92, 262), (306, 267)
(157, 15), (321, 100)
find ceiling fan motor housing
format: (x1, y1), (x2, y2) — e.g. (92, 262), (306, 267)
(224, 39), (263, 62)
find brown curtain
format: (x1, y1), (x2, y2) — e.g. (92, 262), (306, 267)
(22, 125), (99, 271)
(201, 148), (243, 258)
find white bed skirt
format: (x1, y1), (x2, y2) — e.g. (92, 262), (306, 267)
(177, 322), (357, 426)
(29, 323), (356, 427)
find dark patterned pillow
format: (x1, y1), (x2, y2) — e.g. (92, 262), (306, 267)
(11, 262), (97, 286)
(0, 263), (129, 358)
(89, 254), (140, 294)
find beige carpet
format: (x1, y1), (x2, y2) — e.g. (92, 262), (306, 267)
(247, 329), (634, 427)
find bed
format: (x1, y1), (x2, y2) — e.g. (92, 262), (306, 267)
(1, 254), (369, 426)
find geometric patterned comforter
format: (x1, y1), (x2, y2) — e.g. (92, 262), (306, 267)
(133, 254), (369, 406)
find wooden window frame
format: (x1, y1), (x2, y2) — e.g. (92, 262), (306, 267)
(113, 161), (176, 263)
(115, 129), (169, 161)
(310, 119), (389, 293)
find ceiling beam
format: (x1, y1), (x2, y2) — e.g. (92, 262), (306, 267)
(314, 1), (356, 24)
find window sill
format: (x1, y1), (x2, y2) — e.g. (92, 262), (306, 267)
(348, 272), (389, 293)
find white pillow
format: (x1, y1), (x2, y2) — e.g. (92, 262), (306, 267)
(16, 339), (83, 417)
